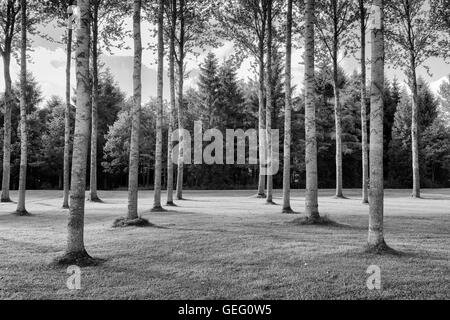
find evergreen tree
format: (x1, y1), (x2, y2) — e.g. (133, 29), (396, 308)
(198, 52), (220, 128)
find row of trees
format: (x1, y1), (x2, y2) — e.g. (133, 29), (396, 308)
(2, 56), (448, 191)
(1, 0), (449, 263)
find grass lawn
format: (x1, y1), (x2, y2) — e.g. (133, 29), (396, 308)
(0, 189), (449, 300)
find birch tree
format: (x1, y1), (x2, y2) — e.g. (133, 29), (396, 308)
(304, 0), (320, 220)
(282, 0), (293, 213)
(15, 0), (28, 215)
(367, 0), (390, 252)
(40, 0), (76, 209)
(152, 0), (165, 212)
(127, 0), (143, 220)
(385, 0), (445, 198)
(165, 0), (177, 206)
(89, 0), (102, 202)
(315, 0), (358, 199)
(0, 0), (20, 203)
(265, 0), (275, 204)
(174, 0), (218, 200)
(63, 2), (74, 209)
(89, 0), (129, 202)
(358, 0), (369, 204)
(217, 0), (269, 198)
(55, 0), (99, 266)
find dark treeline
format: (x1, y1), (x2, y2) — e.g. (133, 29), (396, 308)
(2, 53), (449, 191)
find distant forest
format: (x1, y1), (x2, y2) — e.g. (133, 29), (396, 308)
(2, 55), (450, 190)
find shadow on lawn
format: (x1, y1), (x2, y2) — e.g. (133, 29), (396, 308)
(288, 216), (367, 231)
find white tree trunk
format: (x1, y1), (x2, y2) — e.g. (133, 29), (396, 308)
(166, 0), (177, 206)
(60, 0), (95, 264)
(265, 0), (274, 204)
(282, 0), (293, 213)
(368, 0), (387, 250)
(1, 52), (12, 203)
(89, 4), (100, 202)
(128, 0), (142, 220)
(16, 0), (28, 215)
(63, 27), (73, 209)
(360, 0), (369, 204)
(410, 57), (420, 199)
(305, 0), (320, 220)
(176, 0), (185, 201)
(153, 0), (164, 211)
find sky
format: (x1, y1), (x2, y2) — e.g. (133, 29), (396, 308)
(1, 18), (449, 107)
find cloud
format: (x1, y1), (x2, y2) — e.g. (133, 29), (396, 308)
(0, 47), (76, 106)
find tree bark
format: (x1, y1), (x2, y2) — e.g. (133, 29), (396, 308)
(167, 0), (177, 206)
(153, 0), (164, 211)
(16, 0), (28, 215)
(61, 0), (95, 263)
(176, 0), (185, 201)
(265, 0), (274, 204)
(282, 0), (293, 213)
(333, 49), (344, 199)
(63, 26), (73, 209)
(368, 0), (387, 250)
(305, 0), (320, 219)
(360, 0), (369, 204)
(128, 0), (142, 220)
(89, 3), (100, 202)
(410, 54), (420, 198)
(257, 12), (267, 199)
(1, 52), (12, 203)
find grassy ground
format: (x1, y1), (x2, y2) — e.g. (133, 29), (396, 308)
(0, 189), (449, 300)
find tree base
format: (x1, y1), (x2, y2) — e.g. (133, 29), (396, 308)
(62, 205), (70, 209)
(282, 207), (297, 214)
(334, 195), (349, 200)
(292, 215), (340, 227)
(1, 198), (13, 203)
(87, 196), (103, 203)
(362, 200), (369, 205)
(364, 242), (398, 255)
(256, 194), (266, 199)
(265, 200), (277, 205)
(112, 217), (153, 228)
(13, 209), (31, 217)
(410, 195), (421, 199)
(151, 206), (167, 213)
(52, 250), (104, 267)
(166, 201), (177, 207)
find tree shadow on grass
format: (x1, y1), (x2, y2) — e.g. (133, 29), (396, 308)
(112, 217), (169, 229)
(290, 216), (346, 228)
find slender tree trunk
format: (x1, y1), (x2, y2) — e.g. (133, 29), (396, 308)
(333, 51), (344, 199)
(360, 0), (369, 204)
(410, 55), (420, 198)
(57, 0), (96, 265)
(153, 0), (164, 211)
(16, 0), (28, 215)
(63, 27), (73, 209)
(89, 4), (100, 202)
(265, 0), (274, 204)
(1, 52), (12, 203)
(166, 0), (177, 206)
(176, 0), (185, 201)
(257, 21), (266, 198)
(305, 0), (320, 220)
(127, 0), (142, 220)
(367, 0), (388, 251)
(282, 0), (293, 213)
